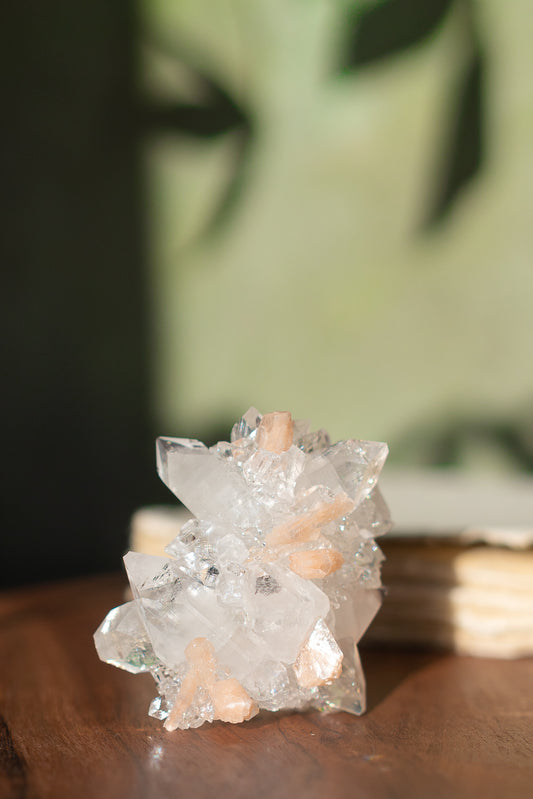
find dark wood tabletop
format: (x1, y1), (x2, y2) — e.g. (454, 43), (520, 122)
(0, 573), (531, 799)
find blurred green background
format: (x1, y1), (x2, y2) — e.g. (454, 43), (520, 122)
(2, 0), (532, 585)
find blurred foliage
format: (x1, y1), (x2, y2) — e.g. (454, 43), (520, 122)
(141, 0), (533, 470)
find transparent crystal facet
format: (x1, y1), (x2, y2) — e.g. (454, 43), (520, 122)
(231, 406), (263, 442)
(94, 601), (157, 674)
(315, 639), (367, 715)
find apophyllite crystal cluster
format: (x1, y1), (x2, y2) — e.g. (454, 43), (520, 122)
(94, 408), (391, 729)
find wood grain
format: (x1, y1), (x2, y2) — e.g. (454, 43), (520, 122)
(0, 575), (531, 799)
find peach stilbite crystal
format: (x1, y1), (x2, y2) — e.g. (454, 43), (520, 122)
(164, 637), (257, 730)
(211, 679), (258, 724)
(265, 493), (355, 551)
(289, 548), (344, 579)
(294, 620), (344, 689)
(256, 411), (294, 452)
(94, 408), (391, 728)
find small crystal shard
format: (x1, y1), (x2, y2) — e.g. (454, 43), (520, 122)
(95, 408), (391, 728)
(294, 619), (343, 688)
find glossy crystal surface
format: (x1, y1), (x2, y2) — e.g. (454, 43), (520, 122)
(94, 409), (391, 729)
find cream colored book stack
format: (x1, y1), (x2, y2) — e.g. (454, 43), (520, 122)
(372, 471), (533, 658)
(129, 471), (533, 658)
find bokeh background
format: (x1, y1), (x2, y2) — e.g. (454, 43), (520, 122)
(2, 0), (532, 587)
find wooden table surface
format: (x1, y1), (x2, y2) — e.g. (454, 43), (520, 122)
(0, 574), (531, 799)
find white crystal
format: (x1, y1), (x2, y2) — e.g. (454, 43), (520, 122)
(242, 446), (305, 509)
(156, 437), (262, 527)
(323, 440), (389, 504)
(296, 428), (331, 454)
(230, 406), (262, 442)
(333, 586), (383, 641)
(315, 639), (367, 715)
(95, 408), (391, 729)
(241, 562), (330, 664)
(241, 659), (292, 711)
(94, 601), (155, 674)
(149, 695), (170, 720)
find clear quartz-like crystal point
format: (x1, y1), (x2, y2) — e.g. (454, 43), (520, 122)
(231, 406), (263, 442)
(156, 436), (261, 527)
(94, 601), (156, 674)
(297, 428), (331, 454)
(322, 440), (389, 504)
(95, 408), (390, 729)
(315, 640), (367, 715)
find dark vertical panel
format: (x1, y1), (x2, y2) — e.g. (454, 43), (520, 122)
(0, 1), (158, 586)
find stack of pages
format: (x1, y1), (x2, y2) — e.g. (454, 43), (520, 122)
(129, 470), (533, 658)
(371, 471), (533, 658)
